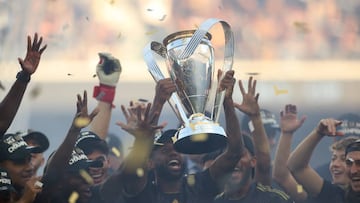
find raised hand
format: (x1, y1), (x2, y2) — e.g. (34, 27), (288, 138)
(73, 91), (99, 128)
(154, 78), (177, 104)
(316, 118), (343, 137)
(18, 33), (47, 74)
(280, 104), (306, 134)
(234, 76), (260, 117)
(116, 103), (163, 139)
(218, 70), (236, 99)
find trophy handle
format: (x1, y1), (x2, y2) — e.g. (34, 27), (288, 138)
(143, 42), (190, 126)
(178, 18), (234, 122)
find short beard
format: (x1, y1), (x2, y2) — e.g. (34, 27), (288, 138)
(225, 168), (252, 193)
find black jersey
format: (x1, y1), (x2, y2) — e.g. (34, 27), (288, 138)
(123, 169), (220, 203)
(213, 182), (292, 203)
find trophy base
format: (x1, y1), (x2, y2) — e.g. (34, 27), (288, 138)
(174, 119), (227, 154)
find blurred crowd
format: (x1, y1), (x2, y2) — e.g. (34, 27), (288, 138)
(0, 0), (359, 61)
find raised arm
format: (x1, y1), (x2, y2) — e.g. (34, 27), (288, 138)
(0, 33), (46, 136)
(234, 76), (271, 185)
(209, 70), (243, 185)
(90, 53), (121, 139)
(288, 118), (343, 197)
(44, 91), (98, 179)
(273, 104), (308, 202)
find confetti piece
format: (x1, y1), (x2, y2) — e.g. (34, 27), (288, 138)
(187, 174), (195, 186)
(147, 8), (153, 11)
(86, 16), (89, 21)
(111, 147), (121, 157)
(190, 133), (208, 142)
(34, 181), (43, 188)
(117, 32), (122, 39)
(68, 191), (79, 203)
(297, 184), (303, 193)
(92, 74), (97, 78)
(30, 85), (41, 99)
(171, 135), (177, 143)
(246, 72), (260, 76)
(293, 21), (310, 33)
(74, 117), (91, 128)
(67, 73), (72, 76)
(159, 14), (167, 21)
(79, 169), (94, 185)
(0, 81), (5, 91)
(273, 85), (289, 96)
(109, 0), (115, 5)
(145, 29), (158, 35)
(172, 199), (179, 203)
(136, 168), (144, 177)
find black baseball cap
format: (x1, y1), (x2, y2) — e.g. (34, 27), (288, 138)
(153, 129), (178, 147)
(22, 131), (49, 153)
(67, 148), (103, 173)
(75, 131), (109, 155)
(0, 133), (41, 163)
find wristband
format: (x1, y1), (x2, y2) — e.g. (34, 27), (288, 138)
(16, 70), (31, 83)
(93, 84), (116, 107)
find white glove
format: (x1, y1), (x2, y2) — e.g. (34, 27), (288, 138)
(96, 52), (121, 87)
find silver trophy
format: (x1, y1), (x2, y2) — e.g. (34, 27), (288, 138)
(144, 18), (234, 154)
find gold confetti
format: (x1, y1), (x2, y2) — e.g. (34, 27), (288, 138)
(145, 29), (158, 35)
(74, 117), (91, 128)
(136, 168), (144, 177)
(111, 147), (121, 157)
(159, 14), (167, 21)
(0, 81), (5, 91)
(109, 0), (115, 5)
(79, 169), (94, 185)
(190, 133), (208, 142)
(172, 199), (179, 203)
(187, 174), (195, 186)
(30, 85), (41, 99)
(117, 32), (122, 39)
(246, 72), (260, 76)
(171, 135), (177, 143)
(297, 184), (303, 193)
(273, 85), (289, 96)
(293, 21), (310, 33)
(68, 191), (79, 203)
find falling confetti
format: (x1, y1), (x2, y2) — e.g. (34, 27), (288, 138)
(171, 135), (177, 143)
(67, 73), (72, 76)
(172, 199), (179, 203)
(147, 8), (153, 11)
(136, 168), (144, 177)
(190, 133), (208, 142)
(0, 81), (5, 91)
(79, 169), (94, 185)
(297, 184), (303, 193)
(246, 72), (260, 76)
(293, 21), (310, 33)
(159, 14), (167, 21)
(273, 85), (289, 96)
(111, 147), (121, 157)
(74, 117), (91, 128)
(145, 29), (158, 35)
(187, 174), (195, 186)
(86, 16), (89, 21)
(117, 32), (122, 39)
(109, 0), (115, 5)
(92, 74), (97, 78)
(68, 191), (79, 203)
(30, 85), (41, 99)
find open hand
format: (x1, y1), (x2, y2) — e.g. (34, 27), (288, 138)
(234, 76), (260, 117)
(18, 33), (47, 74)
(280, 104), (306, 134)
